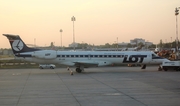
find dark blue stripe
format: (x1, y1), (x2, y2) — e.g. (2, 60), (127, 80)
(152, 56), (164, 59)
(15, 54), (32, 57)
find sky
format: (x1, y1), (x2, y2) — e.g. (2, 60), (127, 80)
(0, 0), (180, 48)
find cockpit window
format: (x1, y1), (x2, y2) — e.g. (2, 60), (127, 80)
(152, 53), (158, 57)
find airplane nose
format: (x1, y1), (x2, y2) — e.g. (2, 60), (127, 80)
(164, 58), (170, 62)
(160, 59), (170, 64)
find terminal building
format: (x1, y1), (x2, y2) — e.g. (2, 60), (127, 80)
(118, 38), (153, 47)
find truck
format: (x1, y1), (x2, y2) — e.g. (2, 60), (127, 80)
(161, 61), (180, 71)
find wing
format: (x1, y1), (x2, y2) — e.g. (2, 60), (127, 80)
(74, 61), (99, 68)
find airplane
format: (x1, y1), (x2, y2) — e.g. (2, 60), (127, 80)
(3, 34), (169, 73)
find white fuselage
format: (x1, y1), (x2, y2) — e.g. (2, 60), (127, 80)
(15, 50), (169, 67)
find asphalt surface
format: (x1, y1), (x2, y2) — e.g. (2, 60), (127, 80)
(0, 66), (180, 106)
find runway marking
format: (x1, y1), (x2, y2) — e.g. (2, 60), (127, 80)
(54, 70), (81, 106)
(103, 93), (122, 96)
(84, 73), (148, 106)
(12, 73), (21, 76)
(16, 70), (31, 106)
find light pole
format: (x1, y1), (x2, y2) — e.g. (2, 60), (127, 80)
(114, 41), (116, 50)
(60, 29), (63, 50)
(146, 40), (148, 50)
(34, 38), (36, 48)
(175, 7), (180, 59)
(171, 37), (172, 48)
(117, 37), (118, 51)
(71, 16), (76, 50)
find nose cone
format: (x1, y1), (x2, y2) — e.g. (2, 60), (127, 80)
(163, 58), (170, 62)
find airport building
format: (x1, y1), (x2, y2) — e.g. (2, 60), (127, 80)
(0, 49), (13, 55)
(130, 38), (146, 45)
(69, 42), (78, 48)
(118, 38), (153, 47)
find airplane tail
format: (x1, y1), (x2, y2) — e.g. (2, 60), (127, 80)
(3, 34), (40, 54)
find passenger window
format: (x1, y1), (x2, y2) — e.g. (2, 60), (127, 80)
(94, 55), (98, 57)
(152, 54), (156, 57)
(113, 55), (116, 57)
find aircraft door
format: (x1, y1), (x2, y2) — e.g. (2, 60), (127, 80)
(88, 54), (91, 60)
(149, 53), (158, 64)
(60, 54), (65, 60)
(146, 54), (152, 63)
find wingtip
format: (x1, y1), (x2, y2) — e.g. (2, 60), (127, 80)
(2, 34), (19, 37)
(3, 34), (11, 36)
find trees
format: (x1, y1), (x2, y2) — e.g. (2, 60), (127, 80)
(157, 40), (179, 49)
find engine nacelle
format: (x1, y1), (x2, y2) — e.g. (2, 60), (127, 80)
(32, 50), (57, 59)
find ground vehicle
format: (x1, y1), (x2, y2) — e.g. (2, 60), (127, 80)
(39, 64), (56, 69)
(161, 61), (180, 71)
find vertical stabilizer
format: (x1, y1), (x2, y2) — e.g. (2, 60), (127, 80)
(3, 34), (40, 54)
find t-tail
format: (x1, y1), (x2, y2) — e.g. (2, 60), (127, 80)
(3, 34), (40, 54)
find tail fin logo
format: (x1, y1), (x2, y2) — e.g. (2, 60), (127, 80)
(12, 40), (24, 51)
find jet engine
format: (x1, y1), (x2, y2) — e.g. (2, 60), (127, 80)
(32, 50), (57, 59)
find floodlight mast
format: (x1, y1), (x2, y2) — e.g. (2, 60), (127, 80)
(71, 16), (76, 51)
(175, 7), (180, 59)
(60, 29), (63, 50)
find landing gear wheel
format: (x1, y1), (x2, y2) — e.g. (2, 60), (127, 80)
(76, 68), (82, 73)
(141, 64), (146, 69)
(175, 67), (180, 71)
(163, 67), (167, 71)
(158, 67), (162, 71)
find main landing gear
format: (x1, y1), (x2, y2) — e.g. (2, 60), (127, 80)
(67, 67), (84, 73)
(76, 68), (82, 73)
(76, 66), (84, 73)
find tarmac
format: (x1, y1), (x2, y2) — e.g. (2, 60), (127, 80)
(0, 66), (180, 106)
